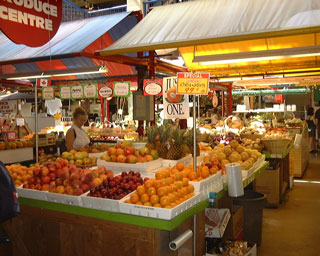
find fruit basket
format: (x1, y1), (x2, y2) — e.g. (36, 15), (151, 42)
(261, 138), (292, 154)
(162, 155), (193, 168)
(97, 158), (162, 173)
(189, 172), (223, 200)
(81, 192), (120, 212)
(46, 192), (84, 206)
(16, 187), (48, 201)
(119, 192), (201, 220)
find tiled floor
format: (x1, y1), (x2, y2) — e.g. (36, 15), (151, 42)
(258, 154), (320, 256)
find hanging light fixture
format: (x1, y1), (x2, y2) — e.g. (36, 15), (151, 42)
(1, 65), (108, 80)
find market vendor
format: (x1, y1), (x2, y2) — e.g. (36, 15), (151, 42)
(65, 107), (90, 151)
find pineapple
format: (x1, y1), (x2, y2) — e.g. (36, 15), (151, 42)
(185, 129), (200, 157)
(166, 128), (186, 160)
(145, 126), (157, 151)
(156, 125), (171, 158)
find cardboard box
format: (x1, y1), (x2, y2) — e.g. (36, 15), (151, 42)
(224, 205), (244, 240)
(205, 208), (231, 238)
(255, 168), (280, 206)
(205, 243), (256, 256)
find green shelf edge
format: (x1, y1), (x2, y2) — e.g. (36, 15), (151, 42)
(18, 163), (269, 231)
(18, 197), (208, 231)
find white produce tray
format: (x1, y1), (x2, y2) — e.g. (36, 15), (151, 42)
(81, 192), (119, 212)
(162, 155), (193, 167)
(88, 152), (105, 158)
(190, 172), (223, 200)
(46, 192), (83, 206)
(132, 142), (146, 149)
(16, 187), (48, 201)
(119, 192), (201, 220)
(242, 155), (265, 178)
(97, 158), (162, 173)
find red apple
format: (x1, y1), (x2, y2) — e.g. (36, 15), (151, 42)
(126, 154), (137, 164)
(41, 176), (51, 184)
(55, 162), (62, 169)
(110, 155), (117, 162)
(48, 172), (57, 181)
(71, 180), (81, 189)
(33, 168), (41, 177)
(108, 147), (117, 155)
(117, 155), (126, 163)
(70, 173), (80, 181)
(65, 186), (74, 195)
(29, 184), (35, 190)
(35, 177), (41, 184)
(80, 184), (89, 193)
(56, 185), (65, 194)
(41, 184), (50, 191)
(27, 177), (35, 185)
(73, 188), (83, 196)
(35, 184), (42, 190)
(55, 178), (63, 186)
(106, 170), (114, 178)
(48, 184), (56, 193)
(125, 146), (135, 156)
(63, 179), (70, 186)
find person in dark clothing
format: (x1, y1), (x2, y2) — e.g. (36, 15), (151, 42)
(315, 101), (320, 144)
(307, 107), (317, 153)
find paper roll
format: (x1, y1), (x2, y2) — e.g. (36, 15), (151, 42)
(226, 163), (244, 197)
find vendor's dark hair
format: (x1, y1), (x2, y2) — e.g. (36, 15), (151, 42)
(307, 107), (314, 116)
(73, 107), (87, 119)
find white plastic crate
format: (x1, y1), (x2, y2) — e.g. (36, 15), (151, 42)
(162, 155), (193, 167)
(190, 172), (223, 200)
(119, 192), (201, 220)
(97, 158), (162, 173)
(46, 192), (83, 206)
(81, 192), (120, 212)
(16, 187), (48, 201)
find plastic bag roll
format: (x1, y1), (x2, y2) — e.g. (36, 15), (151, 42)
(294, 134), (302, 149)
(226, 163), (244, 197)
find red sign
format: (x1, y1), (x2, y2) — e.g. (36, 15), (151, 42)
(0, 0), (62, 47)
(143, 79), (163, 96)
(7, 131), (16, 141)
(98, 83), (113, 99)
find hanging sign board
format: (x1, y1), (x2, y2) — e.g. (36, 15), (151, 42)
(42, 87), (54, 100)
(98, 83), (113, 98)
(0, 101), (16, 114)
(114, 81), (130, 97)
(177, 72), (210, 95)
(212, 94), (218, 108)
(7, 131), (16, 141)
(16, 118), (24, 127)
(163, 77), (189, 119)
(59, 85), (71, 100)
(83, 84), (97, 98)
(0, 0), (62, 47)
(71, 85), (84, 99)
(143, 79), (163, 96)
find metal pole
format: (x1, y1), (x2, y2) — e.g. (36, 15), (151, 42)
(193, 95), (197, 172)
(197, 95), (200, 122)
(35, 83), (38, 163)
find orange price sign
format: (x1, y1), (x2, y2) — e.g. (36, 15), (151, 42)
(177, 72), (210, 95)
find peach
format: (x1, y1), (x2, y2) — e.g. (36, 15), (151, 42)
(73, 188), (83, 196)
(93, 178), (102, 187)
(56, 185), (65, 194)
(65, 185), (74, 195)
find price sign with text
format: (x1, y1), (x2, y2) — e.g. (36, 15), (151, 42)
(83, 84), (97, 98)
(177, 72), (210, 95)
(42, 87), (54, 100)
(7, 131), (16, 141)
(59, 85), (71, 100)
(143, 79), (163, 96)
(114, 81), (130, 97)
(98, 83), (113, 98)
(71, 85), (84, 99)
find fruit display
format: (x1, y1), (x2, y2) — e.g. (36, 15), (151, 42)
(167, 128), (188, 160)
(6, 164), (34, 187)
(146, 125), (170, 158)
(88, 171), (144, 200)
(241, 138), (264, 152)
(124, 167), (195, 208)
(241, 121), (266, 135)
(38, 149), (56, 164)
(100, 141), (159, 164)
(61, 150), (97, 167)
(203, 140), (262, 171)
(77, 144), (109, 153)
(21, 159), (113, 195)
(285, 117), (304, 127)
(210, 132), (242, 147)
(199, 142), (212, 152)
(264, 128), (290, 138)
(90, 134), (123, 142)
(0, 140), (33, 150)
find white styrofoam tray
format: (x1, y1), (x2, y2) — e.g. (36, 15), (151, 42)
(46, 192), (83, 206)
(119, 192), (201, 220)
(81, 192), (119, 212)
(161, 155), (193, 167)
(190, 172), (224, 200)
(16, 187), (48, 201)
(242, 155), (266, 178)
(97, 158), (162, 173)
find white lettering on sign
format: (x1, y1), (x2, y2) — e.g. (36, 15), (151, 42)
(99, 86), (113, 98)
(144, 82), (162, 96)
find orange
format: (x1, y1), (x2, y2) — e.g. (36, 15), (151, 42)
(124, 199), (131, 204)
(188, 172), (198, 181)
(175, 181), (183, 189)
(165, 177), (174, 185)
(154, 180), (162, 189)
(170, 202), (177, 208)
(162, 169), (170, 178)
(176, 162), (184, 171)
(160, 196), (170, 207)
(144, 202), (152, 206)
(150, 194), (160, 204)
(136, 201), (143, 205)
(155, 170), (165, 180)
(164, 205), (172, 209)
(171, 183), (178, 192)
(187, 184), (194, 194)
(170, 174), (177, 182)
(130, 193), (140, 203)
(201, 169), (210, 179)
(209, 166), (218, 175)
(182, 177), (189, 187)
(165, 185), (173, 194)
(153, 203), (162, 208)
(167, 193), (175, 203)
(137, 185), (146, 196)
(157, 187), (167, 197)
(144, 180), (153, 189)
(148, 187), (156, 196)
(174, 172), (183, 181)
(140, 193), (150, 203)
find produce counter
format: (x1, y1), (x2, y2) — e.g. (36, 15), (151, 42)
(3, 163), (268, 256)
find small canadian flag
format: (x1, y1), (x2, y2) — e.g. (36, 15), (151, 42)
(36, 78), (51, 87)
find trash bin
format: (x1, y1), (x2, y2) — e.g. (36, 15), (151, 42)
(233, 190), (266, 246)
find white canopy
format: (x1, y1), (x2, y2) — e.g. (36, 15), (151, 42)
(100, 0), (320, 56)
